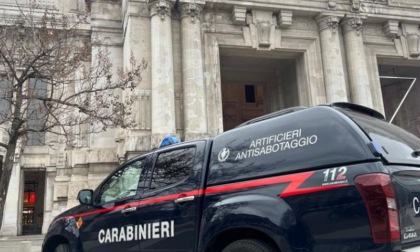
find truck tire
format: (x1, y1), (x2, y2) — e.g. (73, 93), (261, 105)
(222, 239), (278, 252)
(54, 243), (70, 252)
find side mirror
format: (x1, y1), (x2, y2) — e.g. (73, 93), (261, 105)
(77, 189), (93, 206)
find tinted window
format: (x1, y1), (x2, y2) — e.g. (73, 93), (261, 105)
(347, 111), (420, 164)
(150, 148), (196, 190)
(96, 159), (144, 204)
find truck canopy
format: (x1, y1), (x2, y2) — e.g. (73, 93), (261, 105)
(208, 106), (377, 185)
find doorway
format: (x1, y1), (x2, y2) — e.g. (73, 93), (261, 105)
(378, 64), (420, 137)
(22, 170), (45, 235)
(219, 48), (299, 130)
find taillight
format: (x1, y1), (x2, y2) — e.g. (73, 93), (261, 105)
(355, 173), (400, 243)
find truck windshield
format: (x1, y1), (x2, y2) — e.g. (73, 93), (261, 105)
(346, 111), (420, 165)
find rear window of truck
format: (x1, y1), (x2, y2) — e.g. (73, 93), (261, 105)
(346, 111), (420, 165)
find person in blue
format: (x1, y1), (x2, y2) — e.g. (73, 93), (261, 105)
(159, 135), (181, 148)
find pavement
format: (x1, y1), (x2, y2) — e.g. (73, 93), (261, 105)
(0, 234), (44, 252)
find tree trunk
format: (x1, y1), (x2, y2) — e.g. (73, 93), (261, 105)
(0, 141), (17, 231)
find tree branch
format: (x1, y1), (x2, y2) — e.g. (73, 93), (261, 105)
(0, 142), (8, 149)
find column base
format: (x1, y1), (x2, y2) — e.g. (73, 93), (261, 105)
(0, 225), (18, 236)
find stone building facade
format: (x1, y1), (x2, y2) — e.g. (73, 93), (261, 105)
(1, 0), (420, 236)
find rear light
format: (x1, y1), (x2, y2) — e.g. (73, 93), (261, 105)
(355, 173), (400, 243)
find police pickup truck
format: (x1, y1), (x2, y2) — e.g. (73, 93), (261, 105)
(43, 103), (420, 252)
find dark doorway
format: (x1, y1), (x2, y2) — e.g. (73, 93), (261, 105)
(219, 48), (298, 131)
(378, 65), (420, 138)
(22, 170), (45, 235)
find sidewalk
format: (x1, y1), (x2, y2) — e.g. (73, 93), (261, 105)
(0, 234), (44, 252)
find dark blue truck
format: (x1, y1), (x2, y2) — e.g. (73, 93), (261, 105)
(43, 103), (420, 252)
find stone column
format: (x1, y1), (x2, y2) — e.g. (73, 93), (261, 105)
(42, 170), (55, 234)
(341, 16), (373, 108)
(0, 162), (21, 236)
(179, 2), (207, 141)
(316, 14), (348, 103)
(149, 0), (176, 146)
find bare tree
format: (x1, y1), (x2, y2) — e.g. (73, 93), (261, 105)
(0, 3), (147, 228)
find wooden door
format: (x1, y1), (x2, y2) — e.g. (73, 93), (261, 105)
(222, 83), (264, 131)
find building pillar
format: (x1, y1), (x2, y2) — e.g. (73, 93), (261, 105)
(0, 162), (21, 236)
(149, 0), (176, 146)
(341, 16), (373, 108)
(179, 2), (207, 141)
(42, 170), (55, 234)
(316, 14), (348, 103)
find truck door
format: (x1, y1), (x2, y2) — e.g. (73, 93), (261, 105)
(79, 157), (149, 252)
(139, 142), (206, 251)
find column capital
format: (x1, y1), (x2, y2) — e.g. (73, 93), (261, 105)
(149, 0), (174, 20)
(341, 15), (365, 36)
(179, 3), (203, 23)
(316, 13), (343, 33)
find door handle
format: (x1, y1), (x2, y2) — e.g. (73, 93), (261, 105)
(174, 196), (195, 204)
(121, 206), (136, 214)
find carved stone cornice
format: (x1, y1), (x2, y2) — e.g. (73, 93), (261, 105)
(179, 3), (203, 23)
(316, 14), (341, 34)
(149, 0), (173, 20)
(341, 16), (364, 36)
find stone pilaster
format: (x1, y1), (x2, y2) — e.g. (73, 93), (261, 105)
(0, 162), (21, 236)
(179, 2), (207, 141)
(149, 0), (176, 146)
(341, 16), (373, 108)
(316, 14), (348, 103)
(42, 169), (56, 234)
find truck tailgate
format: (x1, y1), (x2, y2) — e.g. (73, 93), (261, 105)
(390, 166), (420, 245)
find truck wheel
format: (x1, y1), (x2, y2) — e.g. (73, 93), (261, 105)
(54, 243), (70, 252)
(222, 239), (277, 252)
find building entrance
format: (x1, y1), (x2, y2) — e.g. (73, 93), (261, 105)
(378, 64), (420, 138)
(22, 170), (45, 235)
(219, 48), (299, 131)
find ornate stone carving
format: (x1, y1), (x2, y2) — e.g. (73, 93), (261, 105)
(328, 1), (337, 9)
(250, 10), (275, 48)
(180, 3), (203, 23)
(316, 15), (341, 34)
(257, 21), (271, 47)
(232, 6), (247, 25)
(149, 0), (173, 20)
(342, 16), (364, 36)
(351, 0), (361, 12)
(277, 10), (293, 29)
(383, 20), (400, 38)
(401, 23), (420, 57)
